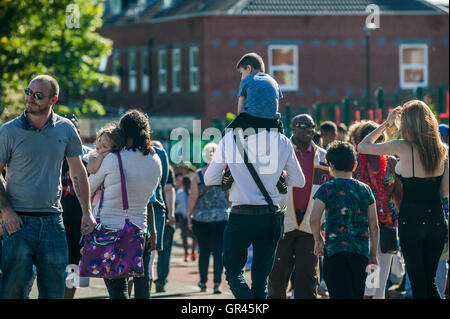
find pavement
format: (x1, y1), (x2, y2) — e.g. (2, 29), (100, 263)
(29, 228), (244, 299)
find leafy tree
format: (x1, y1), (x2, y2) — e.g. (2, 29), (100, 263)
(0, 0), (117, 123)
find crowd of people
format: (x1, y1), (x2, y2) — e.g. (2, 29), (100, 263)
(0, 52), (448, 300)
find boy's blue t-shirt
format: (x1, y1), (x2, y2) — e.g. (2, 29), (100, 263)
(313, 178), (375, 259)
(238, 72), (282, 119)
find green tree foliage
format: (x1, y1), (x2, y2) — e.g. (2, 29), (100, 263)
(0, 0), (117, 123)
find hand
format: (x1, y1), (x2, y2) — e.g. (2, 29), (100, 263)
(167, 215), (176, 227)
(314, 240), (324, 257)
(1, 208), (23, 235)
(368, 254), (378, 266)
(145, 233), (156, 252)
(187, 219), (193, 231)
(386, 106), (402, 127)
(81, 212), (97, 235)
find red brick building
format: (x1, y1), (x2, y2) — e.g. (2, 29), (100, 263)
(91, 0), (449, 133)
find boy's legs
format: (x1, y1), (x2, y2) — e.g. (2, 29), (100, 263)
(323, 252), (354, 299)
(192, 220), (212, 285)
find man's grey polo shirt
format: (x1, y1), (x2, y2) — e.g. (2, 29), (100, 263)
(0, 111), (83, 214)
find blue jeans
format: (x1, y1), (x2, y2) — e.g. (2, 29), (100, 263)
(223, 208), (279, 299)
(155, 223), (175, 286)
(0, 214), (68, 299)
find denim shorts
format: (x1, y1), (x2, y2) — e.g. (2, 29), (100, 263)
(0, 214), (68, 299)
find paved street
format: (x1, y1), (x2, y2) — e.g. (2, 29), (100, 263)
(29, 228), (245, 299)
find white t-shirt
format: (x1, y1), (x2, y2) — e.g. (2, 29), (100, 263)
(89, 149), (162, 230)
(204, 130), (305, 206)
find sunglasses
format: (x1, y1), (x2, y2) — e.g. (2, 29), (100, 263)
(294, 123), (315, 129)
(24, 87), (48, 100)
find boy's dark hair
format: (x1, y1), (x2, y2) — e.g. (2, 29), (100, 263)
(320, 121), (338, 137)
(325, 140), (356, 172)
(236, 52), (265, 73)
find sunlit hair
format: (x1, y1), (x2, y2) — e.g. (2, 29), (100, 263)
(358, 121), (386, 145)
(96, 122), (124, 150)
(119, 109), (155, 156)
(202, 142), (218, 164)
(400, 100), (448, 174)
(32, 74), (59, 97)
(348, 121), (365, 147)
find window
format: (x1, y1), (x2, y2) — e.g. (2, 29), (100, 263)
(158, 49), (167, 93)
(141, 49), (149, 92)
(128, 50), (136, 92)
(189, 47), (199, 92)
(268, 45), (298, 91)
(110, 0), (122, 15)
(113, 50), (120, 92)
(172, 48), (181, 92)
(399, 44), (428, 89)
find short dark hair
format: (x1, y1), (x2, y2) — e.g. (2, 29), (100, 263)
(325, 140), (356, 172)
(236, 52), (265, 73)
(320, 121), (338, 137)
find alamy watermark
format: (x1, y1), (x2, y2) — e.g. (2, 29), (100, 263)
(66, 4), (80, 29)
(169, 122), (281, 175)
(365, 4), (380, 29)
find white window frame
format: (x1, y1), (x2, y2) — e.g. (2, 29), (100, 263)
(189, 46), (199, 92)
(112, 50), (120, 93)
(268, 45), (299, 91)
(158, 49), (167, 93)
(128, 50), (137, 93)
(172, 48), (181, 93)
(141, 49), (149, 92)
(399, 44), (428, 89)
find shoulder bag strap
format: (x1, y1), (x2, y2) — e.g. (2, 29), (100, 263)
(115, 151), (129, 214)
(233, 132), (277, 212)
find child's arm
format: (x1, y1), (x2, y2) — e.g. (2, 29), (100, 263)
(310, 198), (326, 257)
(367, 203), (379, 265)
(237, 96), (245, 114)
(87, 153), (106, 175)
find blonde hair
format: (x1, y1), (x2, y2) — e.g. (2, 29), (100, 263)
(400, 100), (448, 174)
(348, 121), (365, 147)
(202, 142), (218, 164)
(96, 123), (124, 151)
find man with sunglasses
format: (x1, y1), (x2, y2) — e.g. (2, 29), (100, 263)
(268, 114), (332, 299)
(0, 75), (96, 299)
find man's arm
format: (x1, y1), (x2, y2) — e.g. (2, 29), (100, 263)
(164, 183), (176, 226)
(146, 202), (157, 252)
(0, 162), (23, 234)
(66, 156), (96, 234)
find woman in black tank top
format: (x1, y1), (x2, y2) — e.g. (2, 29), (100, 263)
(357, 100), (448, 299)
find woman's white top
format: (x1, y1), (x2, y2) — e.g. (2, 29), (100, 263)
(89, 149), (162, 230)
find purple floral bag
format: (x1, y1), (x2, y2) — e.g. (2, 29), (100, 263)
(79, 151), (145, 279)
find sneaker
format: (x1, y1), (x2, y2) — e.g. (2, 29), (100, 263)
(184, 253), (189, 262)
(213, 283), (222, 294)
(198, 282), (207, 292)
(155, 283), (166, 293)
(191, 252), (197, 261)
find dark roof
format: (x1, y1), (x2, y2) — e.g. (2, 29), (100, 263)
(240, 0), (446, 15)
(103, 0), (446, 26)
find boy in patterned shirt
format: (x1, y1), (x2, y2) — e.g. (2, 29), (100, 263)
(309, 141), (379, 299)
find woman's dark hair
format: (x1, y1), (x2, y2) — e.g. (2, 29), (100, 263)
(326, 140), (357, 172)
(182, 176), (191, 195)
(359, 120), (386, 144)
(119, 109), (155, 156)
